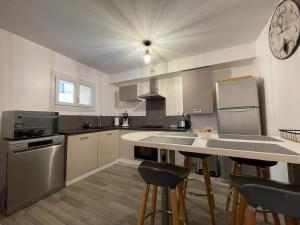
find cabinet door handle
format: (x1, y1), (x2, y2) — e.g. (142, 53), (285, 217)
(80, 136), (89, 140)
(193, 108), (202, 113)
(106, 133), (112, 135)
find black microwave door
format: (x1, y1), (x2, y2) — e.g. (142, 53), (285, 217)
(134, 146), (158, 162)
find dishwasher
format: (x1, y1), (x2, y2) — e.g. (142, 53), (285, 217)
(0, 135), (65, 215)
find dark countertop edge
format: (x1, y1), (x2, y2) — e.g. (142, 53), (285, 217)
(59, 126), (189, 136)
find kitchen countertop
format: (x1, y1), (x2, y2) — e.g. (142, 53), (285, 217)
(122, 132), (300, 164)
(58, 126), (188, 136)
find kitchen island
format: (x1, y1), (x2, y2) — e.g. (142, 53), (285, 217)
(122, 131), (300, 164)
(122, 131), (300, 225)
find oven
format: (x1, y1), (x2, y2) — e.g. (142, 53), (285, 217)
(1, 111), (58, 140)
(134, 145), (158, 162)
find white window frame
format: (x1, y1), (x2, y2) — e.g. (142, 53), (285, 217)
(51, 71), (96, 110)
(77, 80), (96, 107)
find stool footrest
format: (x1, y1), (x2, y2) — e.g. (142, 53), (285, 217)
(144, 210), (187, 225)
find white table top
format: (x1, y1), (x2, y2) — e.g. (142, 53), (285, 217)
(121, 132), (300, 164)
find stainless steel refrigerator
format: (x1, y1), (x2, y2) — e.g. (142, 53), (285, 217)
(216, 77), (261, 178)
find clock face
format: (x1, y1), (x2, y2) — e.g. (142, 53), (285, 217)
(269, 0), (300, 59)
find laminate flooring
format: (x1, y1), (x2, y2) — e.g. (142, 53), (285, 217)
(0, 163), (276, 225)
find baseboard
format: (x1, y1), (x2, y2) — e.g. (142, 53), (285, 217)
(65, 160), (120, 186)
(118, 158), (141, 166)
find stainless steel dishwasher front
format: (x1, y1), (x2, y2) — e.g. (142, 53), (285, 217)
(0, 135), (65, 215)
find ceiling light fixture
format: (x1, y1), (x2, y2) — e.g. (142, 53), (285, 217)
(138, 40), (157, 69)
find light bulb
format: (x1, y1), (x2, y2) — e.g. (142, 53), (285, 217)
(143, 53), (152, 64)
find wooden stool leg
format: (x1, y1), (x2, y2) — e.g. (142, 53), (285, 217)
(231, 164), (241, 225)
(183, 179), (188, 198)
(170, 189), (180, 225)
(206, 165), (216, 208)
(236, 195), (247, 225)
(245, 207), (256, 225)
(183, 157), (190, 168)
(137, 185), (150, 225)
(226, 161), (239, 212)
(272, 213), (281, 225)
(284, 216), (298, 225)
(226, 183), (234, 212)
(202, 159), (216, 225)
(150, 185), (158, 225)
(177, 181), (189, 225)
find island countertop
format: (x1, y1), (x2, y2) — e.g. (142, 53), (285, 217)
(121, 132), (300, 164)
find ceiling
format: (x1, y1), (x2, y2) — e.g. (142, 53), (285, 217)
(0, 0), (279, 74)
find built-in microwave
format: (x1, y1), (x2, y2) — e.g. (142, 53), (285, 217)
(134, 145), (158, 162)
(1, 111), (59, 140)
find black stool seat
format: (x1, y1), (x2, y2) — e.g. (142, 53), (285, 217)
(229, 174), (300, 219)
(230, 157), (277, 167)
(138, 161), (190, 189)
(179, 151), (210, 159)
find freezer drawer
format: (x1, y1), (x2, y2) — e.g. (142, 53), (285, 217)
(217, 108), (261, 135)
(216, 78), (259, 109)
(6, 144), (64, 214)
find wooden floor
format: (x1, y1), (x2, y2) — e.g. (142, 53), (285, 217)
(0, 163), (273, 225)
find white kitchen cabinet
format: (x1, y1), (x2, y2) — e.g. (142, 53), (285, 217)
(158, 75), (183, 116)
(182, 68), (213, 114)
(119, 130), (136, 161)
(66, 133), (98, 180)
(98, 130), (119, 166)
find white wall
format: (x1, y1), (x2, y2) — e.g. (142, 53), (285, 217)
(0, 27), (116, 122)
(110, 43), (256, 84)
(255, 20), (300, 182)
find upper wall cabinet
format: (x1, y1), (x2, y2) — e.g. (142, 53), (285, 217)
(182, 68), (213, 114)
(158, 75), (183, 116)
(119, 84), (139, 101)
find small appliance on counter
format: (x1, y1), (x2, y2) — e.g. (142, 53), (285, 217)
(114, 116), (120, 127)
(1, 110), (58, 139)
(177, 114), (191, 129)
(82, 121), (92, 129)
(0, 110), (65, 216)
(121, 111), (129, 127)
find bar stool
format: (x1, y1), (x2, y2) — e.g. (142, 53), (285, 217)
(227, 157), (279, 225)
(179, 151), (216, 225)
(229, 174), (300, 225)
(137, 161), (191, 225)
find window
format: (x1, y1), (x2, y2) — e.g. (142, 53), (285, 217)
(79, 84), (92, 105)
(59, 80), (75, 104)
(52, 72), (95, 109)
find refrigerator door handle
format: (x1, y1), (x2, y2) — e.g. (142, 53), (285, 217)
(218, 107), (257, 112)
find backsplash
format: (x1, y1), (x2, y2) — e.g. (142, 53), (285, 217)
(58, 115), (186, 131)
(58, 115), (114, 131)
(146, 99), (166, 125)
(59, 98), (186, 131)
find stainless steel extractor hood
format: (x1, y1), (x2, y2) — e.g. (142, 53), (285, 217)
(138, 78), (165, 100)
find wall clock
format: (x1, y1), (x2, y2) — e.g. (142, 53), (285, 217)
(269, 0), (300, 59)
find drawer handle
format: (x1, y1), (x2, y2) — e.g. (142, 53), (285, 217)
(193, 108), (202, 113)
(80, 136), (89, 140)
(106, 133), (112, 135)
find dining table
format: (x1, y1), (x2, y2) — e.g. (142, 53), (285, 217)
(121, 131), (300, 225)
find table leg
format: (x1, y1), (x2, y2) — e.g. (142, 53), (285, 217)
(160, 149), (175, 225)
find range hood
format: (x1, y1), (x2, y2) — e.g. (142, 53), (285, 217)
(138, 78), (165, 100)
